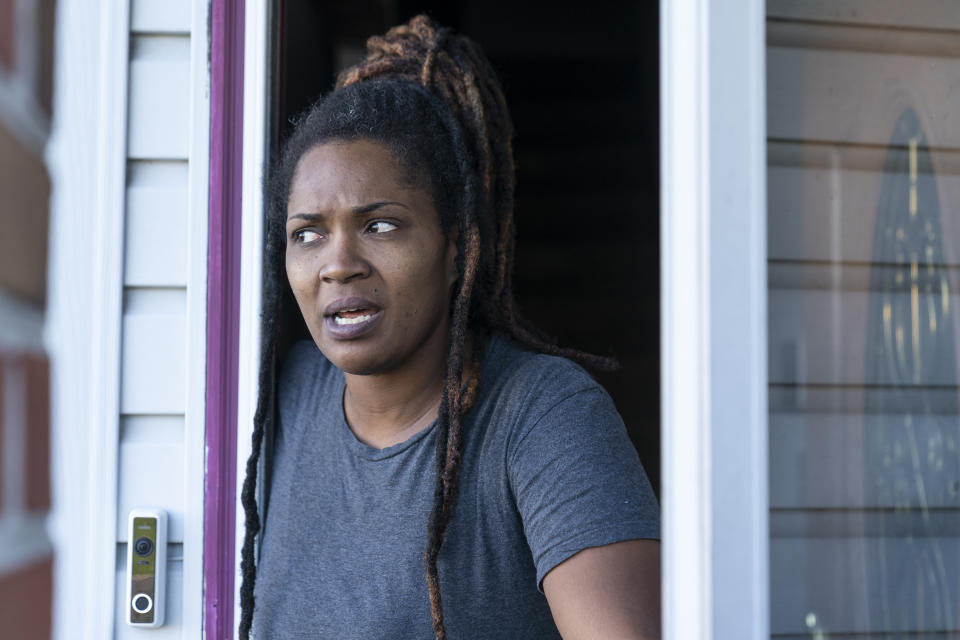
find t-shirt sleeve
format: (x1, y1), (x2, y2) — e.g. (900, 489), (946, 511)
(507, 385), (660, 589)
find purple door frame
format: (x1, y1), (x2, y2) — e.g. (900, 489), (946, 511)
(204, 0), (246, 637)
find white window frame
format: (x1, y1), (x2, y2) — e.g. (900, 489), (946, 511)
(659, 1), (769, 638)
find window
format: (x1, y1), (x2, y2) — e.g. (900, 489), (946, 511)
(766, 2), (960, 637)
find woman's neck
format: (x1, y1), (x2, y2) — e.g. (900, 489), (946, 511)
(342, 333), (449, 450)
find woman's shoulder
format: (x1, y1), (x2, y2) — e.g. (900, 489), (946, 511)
(480, 333), (612, 425)
(485, 333), (603, 396)
(476, 335), (635, 484)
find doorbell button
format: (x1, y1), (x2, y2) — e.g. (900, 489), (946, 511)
(132, 593), (153, 614)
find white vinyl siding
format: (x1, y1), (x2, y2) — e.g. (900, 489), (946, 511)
(48, 1), (208, 638)
(124, 163), (190, 287)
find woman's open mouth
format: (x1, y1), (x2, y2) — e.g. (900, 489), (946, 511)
(323, 298), (383, 339)
(332, 308), (376, 326)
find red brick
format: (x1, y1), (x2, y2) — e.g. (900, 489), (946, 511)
(0, 0), (13, 71)
(24, 354), (49, 511)
(0, 556), (53, 640)
(36, 0), (56, 114)
(0, 124), (51, 304)
(0, 351), (5, 513)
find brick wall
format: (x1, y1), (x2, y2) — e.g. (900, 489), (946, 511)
(0, 0), (13, 70)
(0, 557), (52, 638)
(0, 1), (55, 637)
(0, 331), (52, 640)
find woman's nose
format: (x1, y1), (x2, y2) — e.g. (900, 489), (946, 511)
(318, 233), (369, 284)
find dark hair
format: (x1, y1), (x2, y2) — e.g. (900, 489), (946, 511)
(239, 15), (613, 639)
(267, 78), (468, 238)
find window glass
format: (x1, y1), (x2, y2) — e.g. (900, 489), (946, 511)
(766, 2), (960, 637)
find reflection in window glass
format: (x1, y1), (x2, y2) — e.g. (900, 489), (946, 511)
(767, 2), (960, 638)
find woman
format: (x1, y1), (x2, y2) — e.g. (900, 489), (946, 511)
(240, 15), (660, 639)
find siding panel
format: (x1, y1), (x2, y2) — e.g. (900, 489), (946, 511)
(116, 438), (184, 542)
(51, 0), (206, 635)
(115, 415), (184, 544)
(124, 161), (189, 287)
(127, 36), (190, 160)
(130, 0), (191, 34)
(113, 1), (206, 634)
(119, 289), (186, 414)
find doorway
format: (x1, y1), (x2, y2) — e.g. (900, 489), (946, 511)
(272, 0), (660, 493)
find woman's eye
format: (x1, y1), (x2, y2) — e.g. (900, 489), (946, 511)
(367, 220), (398, 234)
(294, 229), (321, 243)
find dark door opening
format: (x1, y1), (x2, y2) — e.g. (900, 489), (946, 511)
(273, 0), (660, 495)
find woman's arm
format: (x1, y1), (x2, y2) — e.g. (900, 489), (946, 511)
(543, 539), (661, 640)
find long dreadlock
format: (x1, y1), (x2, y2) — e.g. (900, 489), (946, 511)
(238, 15), (614, 640)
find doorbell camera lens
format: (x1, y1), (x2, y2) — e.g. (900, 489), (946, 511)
(134, 536), (153, 557)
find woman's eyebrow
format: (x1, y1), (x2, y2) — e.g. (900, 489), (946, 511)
(287, 201), (410, 223)
(351, 200), (410, 215)
(287, 212), (323, 223)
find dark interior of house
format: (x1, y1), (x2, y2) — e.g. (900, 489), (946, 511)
(273, 0), (661, 496)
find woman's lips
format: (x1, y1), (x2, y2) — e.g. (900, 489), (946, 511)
(322, 297), (383, 339)
(323, 309), (382, 339)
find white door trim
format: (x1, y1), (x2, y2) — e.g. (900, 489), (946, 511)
(183, 0), (213, 633)
(46, 1), (130, 637)
(234, 0), (272, 636)
(659, 1), (769, 638)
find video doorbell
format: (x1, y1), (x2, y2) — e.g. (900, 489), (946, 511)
(126, 508), (167, 627)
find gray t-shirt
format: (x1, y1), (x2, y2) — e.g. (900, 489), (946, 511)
(252, 334), (659, 639)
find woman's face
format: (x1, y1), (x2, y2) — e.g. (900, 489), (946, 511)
(285, 139), (458, 376)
